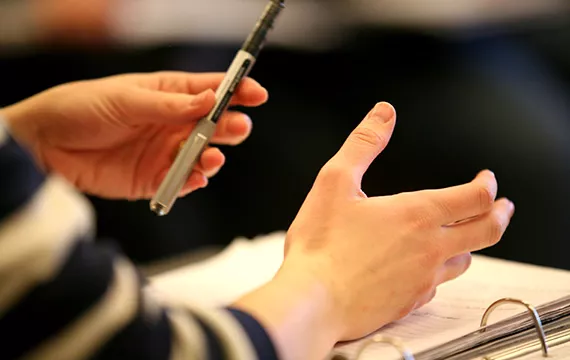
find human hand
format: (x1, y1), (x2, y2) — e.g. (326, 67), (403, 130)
(2, 72), (268, 199)
(233, 102), (514, 360)
(281, 102), (514, 340)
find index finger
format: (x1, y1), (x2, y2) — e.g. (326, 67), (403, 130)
(140, 71), (269, 107)
(420, 170), (498, 226)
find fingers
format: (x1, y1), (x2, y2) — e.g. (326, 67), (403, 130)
(422, 170), (498, 225)
(197, 147), (226, 178)
(124, 86), (257, 140)
(154, 162), (220, 200)
(436, 253), (472, 285)
(178, 148), (225, 196)
(414, 253), (471, 310)
(414, 289), (437, 310)
(150, 143), (225, 199)
(135, 72), (269, 107)
(121, 88), (216, 126)
(179, 171), (209, 196)
(184, 73), (269, 107)
(175, 111), (252, 147)
(148, 108), (247, 198)
(323, 102), (396, 190)
(210, 111), (252, 145)
(444, 198), (515, 255)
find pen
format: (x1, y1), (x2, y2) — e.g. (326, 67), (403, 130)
(150, 0), (285, 216)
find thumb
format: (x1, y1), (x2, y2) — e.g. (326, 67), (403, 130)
(331, 102), (396, 186)
(119, 88), (217, 126)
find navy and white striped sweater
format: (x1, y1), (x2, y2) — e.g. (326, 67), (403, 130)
(0, 122), (278, 360)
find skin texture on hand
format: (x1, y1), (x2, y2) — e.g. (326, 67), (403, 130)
(1, 72), (268, 200)
(233, 102), (514, 360)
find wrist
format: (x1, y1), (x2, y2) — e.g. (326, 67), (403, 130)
(232, 270), (342, 360)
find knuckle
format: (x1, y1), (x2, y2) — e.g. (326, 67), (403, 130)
(349, 126), (385, 148)
(412, 213), (434, 230)
(400, 195), (434, 229)
(317, 162), (349, 186)
(430, 196), (454, 222)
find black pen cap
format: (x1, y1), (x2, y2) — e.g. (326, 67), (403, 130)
(242, 0), (285, 58)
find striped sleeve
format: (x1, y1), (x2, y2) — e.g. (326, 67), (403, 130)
(0, 123), (279, 360)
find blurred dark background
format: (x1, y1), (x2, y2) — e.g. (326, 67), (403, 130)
(1, 0), (569, 269)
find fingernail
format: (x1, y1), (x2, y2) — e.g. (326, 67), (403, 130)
(370, 102), (395, 123)
(242, 114), (253, 134)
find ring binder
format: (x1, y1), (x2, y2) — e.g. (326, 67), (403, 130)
(479, 298), (549, 357)
(354, 334), (415, 360)
(329, 295), (570, 360)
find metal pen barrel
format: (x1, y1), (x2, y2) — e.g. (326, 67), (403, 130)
(150, 0), (284, 216)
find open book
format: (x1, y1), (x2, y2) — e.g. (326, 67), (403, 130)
(149, 232), (570, 360)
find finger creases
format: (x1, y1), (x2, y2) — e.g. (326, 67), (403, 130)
(328, 102), (396, 187)
(138, 72), (268, 107)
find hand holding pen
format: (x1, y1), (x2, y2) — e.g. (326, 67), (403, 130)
(150, 0), (285, 216)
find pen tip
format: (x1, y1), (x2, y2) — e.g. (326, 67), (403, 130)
(150, 201), (168, 216)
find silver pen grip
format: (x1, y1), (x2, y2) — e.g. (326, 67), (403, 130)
(150, 50), (255, 216)
(150, 120), (217, 216)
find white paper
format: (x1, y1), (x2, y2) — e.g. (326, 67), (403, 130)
(150, 232), (286, 306)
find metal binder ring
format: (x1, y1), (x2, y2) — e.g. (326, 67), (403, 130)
(480, 298), (549, 357)
(354, 334), (415, 360)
